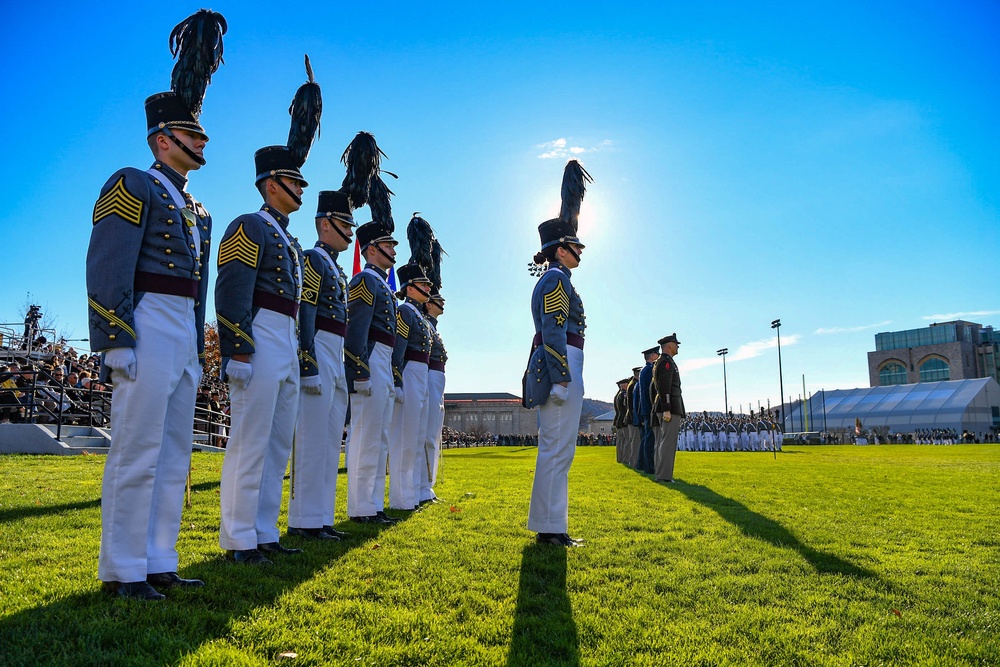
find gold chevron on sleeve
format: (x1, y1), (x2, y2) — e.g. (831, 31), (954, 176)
(217, 315), (256, 348)
(544, 344), (568, 368)
(542, 279), (570, 316)
(348, 280), (374, 306)
(396, 313), (410, 339)
(88, 297), (136, 340)
(217, 223), (260, 268)
(301, 256), (321, 305)
(345, 349), (370, 372)
(93, 176), (144, 226)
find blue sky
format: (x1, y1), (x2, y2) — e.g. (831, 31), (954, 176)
(2, 1), (998, 408)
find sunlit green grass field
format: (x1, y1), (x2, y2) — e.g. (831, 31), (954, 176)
(1, 444), (998, 666)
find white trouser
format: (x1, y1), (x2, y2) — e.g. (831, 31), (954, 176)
(346, 342), (393, 517)
(219, 308), (299, 550)
(289, 331), (348, 528)
(419, 368), (446, 500)
(99, 293), (199, 582)
(528, 346), (584, 535)
(388, 360), (428, 509)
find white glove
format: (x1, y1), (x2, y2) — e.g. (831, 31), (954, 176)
(395, 390), (404, 405)
(301, 375), (323, 395)
(226, 360), (253, 389)
(353, 379), (372, 396)
(549, 383), (569, 406)
(104, 348), (136, 381)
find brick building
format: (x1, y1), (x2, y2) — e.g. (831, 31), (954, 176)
(443, 392), (538, 436)
(868, 320), (1000, 387)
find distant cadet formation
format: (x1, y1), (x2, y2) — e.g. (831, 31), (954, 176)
(612, 340), (784, 478)
(86, 10), (452, 599)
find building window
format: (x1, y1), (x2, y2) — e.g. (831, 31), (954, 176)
(919, 357), (950, 382)
(878, 361), (907, 386)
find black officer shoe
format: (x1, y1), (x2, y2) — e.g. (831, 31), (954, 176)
(258, 541), (304, 555)
(147, 572), (205, 588)
(288, 526), (340, 541)
(228, 549), (272, 565)
(536, 533), (586, 547)
(102, 580), (166, 600)
(322, 525), (350, 538)
(349, 515), (387, 524)
(376, 511), (400, 524)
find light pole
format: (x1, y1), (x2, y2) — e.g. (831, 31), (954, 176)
(771, 319), (785, 432)
(717, 348), (729, 415)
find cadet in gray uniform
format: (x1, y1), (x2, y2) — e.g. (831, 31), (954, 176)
(388, 261), (432, 510)
(650, 333), (685, 482)
(344, 184), (399, 523)
(216, 58), (321, 564)
(523, 160), (592, 548)
(287, 189), (355, 540)
(89, 10), (226, 601)
(420, 291), (447, 502)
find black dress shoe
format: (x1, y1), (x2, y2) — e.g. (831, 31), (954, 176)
(228, 549), (272, 565)
(147, 572), (205, 588)
(656, 478), (674, 483)
(349, 515), (379, 524)
(102, 580), (166, 600)
(536, 533), (586, 547)
(376, 511), (400, 524)
(288, 526), (340, 540)
(322, 525), (350, 538)
(257, 541), (304, 555)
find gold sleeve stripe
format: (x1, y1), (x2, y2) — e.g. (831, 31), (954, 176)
(396, 313), (410, 339)
(544, 344), (568, 368)
(542, 280), (570, 315)
(345, 349), (370, 372)
(88, 298), (137, 340)
(299, 351), (318, 368)
(301, 256), (321, 305)
(217, 315), (256, 348)
(93, 176), (144, 226)
(218, 223), (260, 268)
(393, 368), (403, 381)
(348, 280), (374, 306)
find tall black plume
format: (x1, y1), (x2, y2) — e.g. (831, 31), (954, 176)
(407, 215), (435, 275)
(368, 174), (395, 233)
(169, 9), (227, 117)
(558, 159), (593, 232)
(287, 54), (322, 166)
(341, 131), (385, 209)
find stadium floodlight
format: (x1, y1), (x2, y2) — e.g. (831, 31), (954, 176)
(717, 348), (729, 414)
(771, 319), (785, 436)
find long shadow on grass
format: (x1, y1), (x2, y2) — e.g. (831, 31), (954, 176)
(0, 481), (220, 524)
(507, 543), (579, 667)
(0, 512), (409, 666)
(671, 480), (878, 579)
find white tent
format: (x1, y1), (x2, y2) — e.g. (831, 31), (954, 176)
(786, 378), (1000, 435)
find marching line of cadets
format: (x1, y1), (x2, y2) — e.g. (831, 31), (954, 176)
(86, 9), (593, 600)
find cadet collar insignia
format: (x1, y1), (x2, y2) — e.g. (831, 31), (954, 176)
(94, 176), (144, 226)
(261, 205), (288, 227)
(316, 241), (339, 260)
(218, 223), (261, 268)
